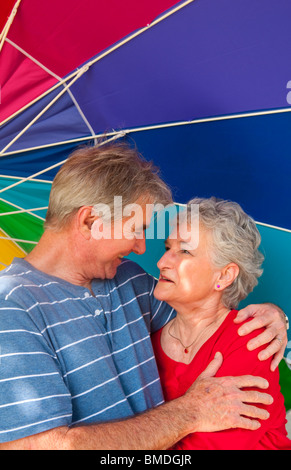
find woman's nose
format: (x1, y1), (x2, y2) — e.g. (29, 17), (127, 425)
(157, 250), (172, 270)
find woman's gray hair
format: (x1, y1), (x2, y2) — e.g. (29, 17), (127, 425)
(45, 141), (172, 230)
(187, 197), (264, 309)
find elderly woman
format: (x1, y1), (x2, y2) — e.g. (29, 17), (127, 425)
(152, 197), (291, 450)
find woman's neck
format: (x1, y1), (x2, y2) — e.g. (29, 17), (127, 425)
(175, 302), (230, 336)
(161, 303), (230, 364)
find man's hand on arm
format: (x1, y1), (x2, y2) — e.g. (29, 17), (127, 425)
(176, 352), (272, 435)
(0, 353), (273, 450)
(234, 303), (288, 371)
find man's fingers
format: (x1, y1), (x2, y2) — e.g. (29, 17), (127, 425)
(234, 304), (257, 323)
(257, 338), (286, 363)
(238, 389), (273, 406)
(241, 403), (270, 420)
(236, 417), (261, 431)
(246, 327), (277, 351)
(231, 375), (269, 390)
(237, 316), (266, 336)
(270, 350), (284, 372)
(198, 352), (223, 379)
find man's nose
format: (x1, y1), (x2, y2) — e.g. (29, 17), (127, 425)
(133, 236), (146, 255)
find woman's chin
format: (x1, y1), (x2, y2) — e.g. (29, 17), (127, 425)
(153, 285), (171, 302)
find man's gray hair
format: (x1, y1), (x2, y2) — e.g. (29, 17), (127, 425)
(187, 197), (264, 309)
(45, 141), (172, 230)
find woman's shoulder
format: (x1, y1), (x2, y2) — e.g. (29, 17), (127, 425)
(218, 309), (266, 348)
(214, 308), (272, 377)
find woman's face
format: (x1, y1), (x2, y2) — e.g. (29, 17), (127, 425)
(154, 224), (221, 311)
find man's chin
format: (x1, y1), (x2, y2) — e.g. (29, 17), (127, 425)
(104, 261), (121, 279)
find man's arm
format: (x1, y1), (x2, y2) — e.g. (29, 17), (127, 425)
(234, 303), (288, 370)
(0, 353), (272, 450)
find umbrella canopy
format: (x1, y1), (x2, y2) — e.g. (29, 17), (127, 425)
(0, 0), (291, 366)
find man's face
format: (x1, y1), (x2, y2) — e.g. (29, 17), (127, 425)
(89, 199), (153, 279)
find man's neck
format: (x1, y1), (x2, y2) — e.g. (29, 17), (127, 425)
(25, 230), (92, 289)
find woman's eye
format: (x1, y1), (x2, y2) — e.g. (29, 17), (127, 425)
(181, 249), (190, 255)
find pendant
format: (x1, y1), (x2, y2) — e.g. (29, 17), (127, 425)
(184, 348), (188, 354)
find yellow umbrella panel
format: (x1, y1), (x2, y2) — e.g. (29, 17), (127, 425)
(0, 199), (44, 269)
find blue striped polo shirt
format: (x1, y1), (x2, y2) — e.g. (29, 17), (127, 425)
(0, 258), (175, 443)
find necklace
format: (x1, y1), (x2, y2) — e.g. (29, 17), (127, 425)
(168, 320), (196, 354)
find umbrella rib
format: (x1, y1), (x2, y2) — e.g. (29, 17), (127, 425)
(0, 174), (52, 184)
(0, 160), (68, 194)
(0, 132), (125, 194)
(0, 236), (37, 245)
(114, 107), (291, 135)
(0, 226), (28, 254)
(2, 106), (291, 156)
(66, 89), (96, 139)
(0, 207), (47, 220)
(3, 39), (96, 139)
(0, 197), (47, 221)
(1, 136), (100, 156)
(5, 38), (62, 80)
(0, 0), (22, 52)
(0, 0), (196, 130)
(0, 65), (90, 156)
(80, 0), (197, 71)
(0, 39), (84, 127)
(173, 202), (291, 234)
(255, 221), (291, 234)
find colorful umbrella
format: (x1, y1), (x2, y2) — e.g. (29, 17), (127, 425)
(0, 0), (291, 404)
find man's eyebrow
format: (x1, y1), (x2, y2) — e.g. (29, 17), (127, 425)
(133, 223), (149, 232)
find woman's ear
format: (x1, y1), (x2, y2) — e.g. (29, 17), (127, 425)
(215, 263), (239, 290)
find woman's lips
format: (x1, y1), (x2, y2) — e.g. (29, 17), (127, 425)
(159, 274), (174, 283)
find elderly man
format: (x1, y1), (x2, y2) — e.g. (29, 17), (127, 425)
(0, 142), (287, 450)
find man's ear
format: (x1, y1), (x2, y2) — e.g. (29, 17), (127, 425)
(76, 206), (96, 240)
(215, 263), (239, 291)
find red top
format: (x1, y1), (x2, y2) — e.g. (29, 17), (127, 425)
(152, 310), (291, 450)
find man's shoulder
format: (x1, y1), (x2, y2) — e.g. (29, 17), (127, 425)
(0, 259), (33, 299)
